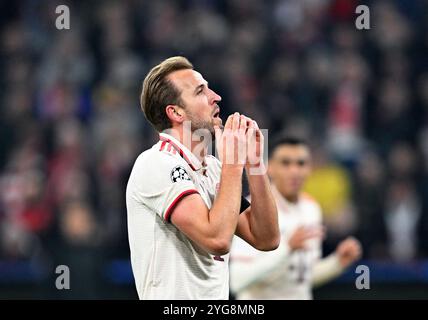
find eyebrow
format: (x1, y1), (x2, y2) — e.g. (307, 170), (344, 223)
(276, 157), (308, 163)
(194, 82), (208, 94)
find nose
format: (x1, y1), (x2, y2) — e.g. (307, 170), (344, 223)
(210, 88), (222, 104)
(289, 164), (301, 175)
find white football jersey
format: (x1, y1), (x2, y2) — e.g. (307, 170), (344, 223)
(230, 186), (322, 300)
(126, 132), (229, 300)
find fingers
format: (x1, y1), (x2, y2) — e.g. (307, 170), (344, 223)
(340, 237), (361, 250)
(298, 225), (324, 239)
(224, 114), (234, 130)
(346, 237), (361, 246)
(253, 120), (260, 130)
(214, 125), (223, 142)
(253, 120), (263, 140)
(224, 113), (257, 131)
(239, 115), (248, 134)
(290, 225), (324, 250)
(222, 112), (265, 168)
(247, 119), (255, 130)
(348, 239), (362, 257)
(245, 118), (255, 135)
(232, 112), (240, 131)
(352, 244), (362, 259)
(337, 237), (362, 259)
(304, 228), (324, 240)
(341, 245), (362, 262)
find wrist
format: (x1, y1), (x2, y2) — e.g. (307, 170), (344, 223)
(222, 164), (244, 176)
(245, 162), (263, 169)
(245, 162), (267, 176)
(333, 253), (348, 269)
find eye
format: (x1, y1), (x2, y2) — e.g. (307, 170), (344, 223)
(297, 160), (307, 166)
(281, 160), (291, 166)
(196, 84), (207, 95)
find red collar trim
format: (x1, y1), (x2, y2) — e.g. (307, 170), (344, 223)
(159, 135), (198, 171)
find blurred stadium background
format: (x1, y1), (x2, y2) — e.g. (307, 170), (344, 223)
(0, 0), (428, 299)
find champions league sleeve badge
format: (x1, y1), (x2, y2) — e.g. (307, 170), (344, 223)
(170, 166), (192, 183)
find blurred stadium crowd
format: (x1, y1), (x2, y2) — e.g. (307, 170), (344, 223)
(0, 0), (428, 298)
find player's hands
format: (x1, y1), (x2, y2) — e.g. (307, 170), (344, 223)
(215, 112), (248, 169)
(245, 117), (264, 171)
(288, 225), (324, 251)
(335, 237), (362, 268)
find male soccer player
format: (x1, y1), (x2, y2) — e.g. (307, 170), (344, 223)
(230, 137), (362, 299)
(126, 56), (279, 299)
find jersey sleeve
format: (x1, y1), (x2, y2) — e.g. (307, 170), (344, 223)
(311, 201), (323, 260)
(229, 235), (291, 295)
(130, 152), (199, 222)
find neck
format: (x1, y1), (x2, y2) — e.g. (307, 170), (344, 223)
(272, 184), (300, 204)
(167, 126), (208, 163)
(284, 194), (299, 204)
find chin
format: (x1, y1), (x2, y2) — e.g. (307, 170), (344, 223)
(284, 188), (300, 197)
(213, 117), (222, 125)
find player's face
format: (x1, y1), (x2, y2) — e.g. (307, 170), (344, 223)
(168, 69), (222, 135)
(269, 145), (311, 199)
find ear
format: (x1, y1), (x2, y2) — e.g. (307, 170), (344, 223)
(165, 105), (184, 124)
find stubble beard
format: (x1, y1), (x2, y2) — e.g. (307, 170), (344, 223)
(187, 113), (216, 141)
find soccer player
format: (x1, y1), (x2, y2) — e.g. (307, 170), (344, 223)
(126, 56), (280, 300)
(230, 137), (362, 300)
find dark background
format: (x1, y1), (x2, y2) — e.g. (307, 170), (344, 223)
(1, 0), (428, 299)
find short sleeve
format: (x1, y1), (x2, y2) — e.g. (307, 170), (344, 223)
(130, 152), (199, 221)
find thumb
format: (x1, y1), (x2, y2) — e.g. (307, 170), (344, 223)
(214, 125), (223, 158)
(214, 125), (223, 143)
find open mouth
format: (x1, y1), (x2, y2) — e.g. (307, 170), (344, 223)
(213, 108), (221, 118)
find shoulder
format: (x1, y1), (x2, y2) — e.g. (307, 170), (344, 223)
(136, 143), (184, 169)
(130, 143), (191, 186)
(301, 192), (322, 220)
(205, 155), (222, 174)
(301, 192), (317, 204)
(205, 155), (221, 167)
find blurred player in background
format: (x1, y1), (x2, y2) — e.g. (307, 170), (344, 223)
(126, 56), (279, 299)
(230, 137), (362, 299)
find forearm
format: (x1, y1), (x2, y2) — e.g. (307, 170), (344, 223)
(245, 165), (279, 246)
(311, 254), (345, 288)
(208, 166), (244, 244)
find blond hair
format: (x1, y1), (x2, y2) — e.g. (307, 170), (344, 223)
(140, 56), (193, 131)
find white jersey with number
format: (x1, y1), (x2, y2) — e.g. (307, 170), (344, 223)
(126, 132), (229, 300)
(230, 186), (322, 300)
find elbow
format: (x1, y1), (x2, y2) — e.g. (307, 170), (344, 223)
(207, 238), (231, 256)
(267, 226), (281, 250)
(269, 232), (281, 250)
(270, 235), (281, 250)
(265, 205), (281, 250)
(254, 233), (280, 251)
